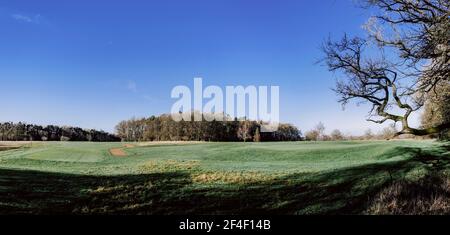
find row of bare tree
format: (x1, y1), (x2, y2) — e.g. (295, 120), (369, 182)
(304, 122), (400, 141)
(115, 113), (302, 142)
(0, 122), (120, 142)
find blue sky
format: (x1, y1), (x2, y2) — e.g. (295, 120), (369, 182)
(0, 0), (421, 134)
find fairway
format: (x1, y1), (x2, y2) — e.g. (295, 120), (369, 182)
(0, 140), (449, 214)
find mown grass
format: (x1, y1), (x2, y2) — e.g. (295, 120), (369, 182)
(0, 140), (448, 214)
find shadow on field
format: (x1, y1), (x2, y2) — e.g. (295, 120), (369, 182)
(0, 143), (448, 215)
(0, 170), (192, 215)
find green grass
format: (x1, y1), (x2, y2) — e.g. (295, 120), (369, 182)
(0, 140), (449, 214)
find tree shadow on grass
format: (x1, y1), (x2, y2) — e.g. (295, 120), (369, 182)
(168, 144), (450, 215)
(0, 169), (192, 215)
(0, 143), (448, 215)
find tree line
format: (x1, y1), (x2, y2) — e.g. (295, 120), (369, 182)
(0, 122), (120, 142)
(304, 122), (403, 141)
(116, 113), (302, 142)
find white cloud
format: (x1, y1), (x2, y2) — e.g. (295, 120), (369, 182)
(11, 13), (41, 24)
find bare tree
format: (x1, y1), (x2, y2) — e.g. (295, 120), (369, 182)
(305, 130), (320, 141)
(364, 129), (374, 140)
(321, 0), (449, 136)
(331, 129), (344, 141)
(364, 0), (449, 93)
(378, 124), (398, 140)
(421, 80), (450, 138)
(315, 122), (326, 140)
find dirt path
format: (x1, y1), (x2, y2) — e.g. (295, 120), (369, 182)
(109, 148), (127, 157)
(109, 144), (137, 157)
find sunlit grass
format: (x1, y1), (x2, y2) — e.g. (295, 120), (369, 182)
(0, 140), (448, 214)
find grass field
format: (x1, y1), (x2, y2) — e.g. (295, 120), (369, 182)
(0, 140), (449, 215)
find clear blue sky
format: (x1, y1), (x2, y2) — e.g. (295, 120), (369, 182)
(0, 0), (421, 134)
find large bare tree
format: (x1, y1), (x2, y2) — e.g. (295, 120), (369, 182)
(321, 0), (449, 136)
